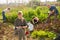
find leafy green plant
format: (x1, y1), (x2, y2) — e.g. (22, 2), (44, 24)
(47, 31), (56, 39)
(3, 6), (60, 23)
(31, 30), (56, 40)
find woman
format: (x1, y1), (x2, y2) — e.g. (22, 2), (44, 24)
(14, 11), (27, 40)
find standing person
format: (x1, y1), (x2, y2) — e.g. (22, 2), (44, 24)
(46, 4), (59, 23)
(2, 8), (10, 23)
(14, 11), (27, 40)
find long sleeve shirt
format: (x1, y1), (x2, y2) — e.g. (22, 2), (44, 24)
(14, 18), (27, 27)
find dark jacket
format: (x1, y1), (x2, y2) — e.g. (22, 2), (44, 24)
(14, 18), (27, 28)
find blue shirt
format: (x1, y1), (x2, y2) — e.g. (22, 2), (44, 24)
(49, 6), (59, 14)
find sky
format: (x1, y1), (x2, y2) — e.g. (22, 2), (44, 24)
(0, 0), (57, 4)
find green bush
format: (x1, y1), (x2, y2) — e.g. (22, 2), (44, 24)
(36, 7), (41, 15)
(31, 30), (56, 40)
(6, 11), (17, 23)
(4, 6), (60, 23)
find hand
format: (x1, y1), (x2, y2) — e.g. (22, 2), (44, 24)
(16, 27), (19, 29)
(16, 26), (22, 29)
(48, 11), (50, 14)
(49, 11), (53, 15)
(23, 26), (27, 29)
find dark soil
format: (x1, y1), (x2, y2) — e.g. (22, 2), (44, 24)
(0, 20), (60, 40)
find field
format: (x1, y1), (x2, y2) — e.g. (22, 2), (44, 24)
(0, 6), (60, 40)
(0, 6), (60, 22)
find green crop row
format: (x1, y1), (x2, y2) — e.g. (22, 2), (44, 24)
(0, 6), (60, 23)
(6, 6), (48, 23)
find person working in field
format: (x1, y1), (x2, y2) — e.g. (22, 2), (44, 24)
(46, 5), (59, 23)
(14, 11), (27, 40)
(26, 21), (34, 35)
(31, 17), (39, 25)
(2, 8), (10, 23)
(31, 17), (40, 29)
